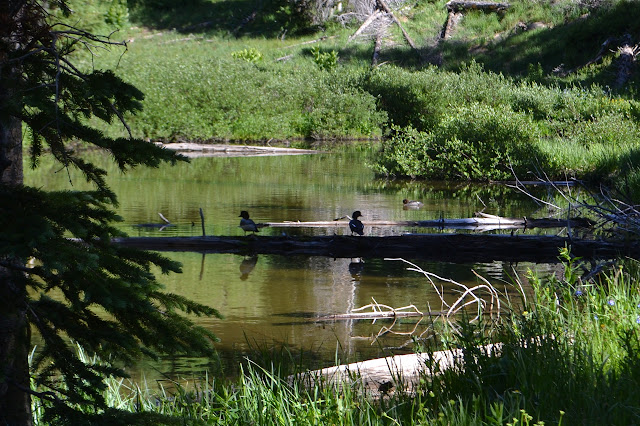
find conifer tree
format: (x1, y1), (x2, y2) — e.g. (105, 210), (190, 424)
(0, 1), (221, 423)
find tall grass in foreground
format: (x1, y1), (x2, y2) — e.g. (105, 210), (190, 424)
(31, 250), (640, 425)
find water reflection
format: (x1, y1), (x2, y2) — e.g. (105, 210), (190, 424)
(239, 255), (259, 280)
(24, 150), (564, 378)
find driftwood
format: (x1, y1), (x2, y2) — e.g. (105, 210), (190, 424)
(317, 301), (425, 321)
(377, 0), (418, 51)
(158, 143), (319, 158)
(616, 37), (638, 88)
(282, 35), (336, 49)
(113, 233), (640, 263)
(293, 344), (501, 398)
(266, 213), (592, 231)
(133, 213), (174, 229)
(558, 36), (616, 77)
(441, 11), (463, 39)
(348, 10), (383, 42)
(558, 35), (638, 83)
(233, 10), (258, 35)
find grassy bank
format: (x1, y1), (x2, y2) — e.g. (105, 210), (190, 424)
(57, 0), (640, 191)
(32, 252), (640, 424)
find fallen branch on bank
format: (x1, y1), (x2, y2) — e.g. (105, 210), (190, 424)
(377, 0), (418, 51)
(348, 10), (384, 42)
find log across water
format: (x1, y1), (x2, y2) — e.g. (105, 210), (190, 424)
(114, 233), (640, 263)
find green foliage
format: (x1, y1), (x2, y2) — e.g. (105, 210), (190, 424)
(274, 0), (318, 35)
(231, 47), (263, 63)
(108, 54), (384, 141)
(1, 1), (222, 422)
(105, 0), (130, 29)
(422, 253), (640, 425)
(311, 46), (338, 72)
(57, 0), (640, 190)
(373, 103), (546, 181)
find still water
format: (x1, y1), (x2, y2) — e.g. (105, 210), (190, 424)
(26, 148), (560, 377)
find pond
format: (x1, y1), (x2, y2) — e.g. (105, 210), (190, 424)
(25, 147), (562, 380)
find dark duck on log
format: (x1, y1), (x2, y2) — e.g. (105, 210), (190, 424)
(239, 210), (259, 234)
(349, 211), (364, 236)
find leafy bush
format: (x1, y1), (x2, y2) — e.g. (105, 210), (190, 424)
(231, 48), (264, 64)
(373, 104), (546, 181)
(311, 46), (338, 72)
(105, 0), (129, 29)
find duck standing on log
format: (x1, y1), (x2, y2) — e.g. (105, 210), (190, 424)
(349, 211), (364, 236)
(239, 210), (259, 234)
(403, 199), (424, 209)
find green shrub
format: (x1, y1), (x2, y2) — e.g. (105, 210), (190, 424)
(311, 46), (338, 72)
(374, 104), (546, 181)
(231, 48), (263, 64)
(105, 0), (129, 29)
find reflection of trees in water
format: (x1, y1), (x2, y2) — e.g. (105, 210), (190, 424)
(366, 178), (580, 218)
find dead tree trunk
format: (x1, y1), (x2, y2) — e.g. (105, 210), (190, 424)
(348, 9), (383, 42)
(441, 11), (463, 39)
(372, 33), (383, 67)
(616, 37), (638, 88)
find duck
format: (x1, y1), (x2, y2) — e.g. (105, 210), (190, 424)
(402, 199), (424, 209)
(349, 211), (364, 236)
(238, 210), (259, 234)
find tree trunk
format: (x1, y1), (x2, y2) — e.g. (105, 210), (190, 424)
(0, 1), (33, 425)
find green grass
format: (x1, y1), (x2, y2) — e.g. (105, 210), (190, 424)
(31, 250), (640, 424)
(50, 0), (640, 191)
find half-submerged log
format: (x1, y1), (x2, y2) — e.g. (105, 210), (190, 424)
(133, 212), (174, 229)
(113, 234), (640, 263)
(265, 214), (592, 231)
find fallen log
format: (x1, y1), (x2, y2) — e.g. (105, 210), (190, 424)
(265, 215), (592, 230)
(113, 233), (640, 263)
(377, 0), (418, 51)
(158, 143), (319, 158)
(348, 10), (383, 42)
(293, 344), (500, 398)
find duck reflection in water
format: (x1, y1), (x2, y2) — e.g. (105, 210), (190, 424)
(239, 255), (258, 280)
(402, 199), (424, 210)
(348, 258), (365, 279)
